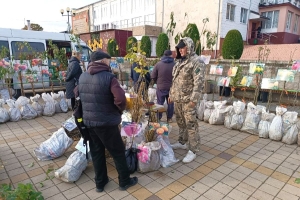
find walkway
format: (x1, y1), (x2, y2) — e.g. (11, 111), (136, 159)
(1, 112), (300, 200)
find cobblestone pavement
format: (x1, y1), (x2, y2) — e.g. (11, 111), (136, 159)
(1, 112), (300, 200)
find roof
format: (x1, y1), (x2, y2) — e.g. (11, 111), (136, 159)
(240, 44), (300, 62)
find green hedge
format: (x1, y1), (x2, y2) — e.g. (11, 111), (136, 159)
(126, 36), (138, 53)
(222, 29), (244, 59)
(140, 36), (152, 58)
(182, 23), (200, 54)
(156, 33), (169, 57)
(107, 38), (119, 57)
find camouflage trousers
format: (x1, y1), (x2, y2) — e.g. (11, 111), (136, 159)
(174, 102), (200, 153)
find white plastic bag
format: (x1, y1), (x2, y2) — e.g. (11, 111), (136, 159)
(62, 117), (77, 132)
(148, 88), (156, 103)
(58, 91), (68, 113)
(203, 101), (214, 122)
(282, 111), (298, 145)
(241, 103), (265, 134)
(157, 135), (179, 168)
(30, 94), (43, 116)
(209, 100), (227, 125)
(15, 96), (38, 120)
(230, 101), (246, 130)
(258, 108), (275, 138)
(224, 106), (234, 129)
(269, 106), (287, 141)
(51, 92), (62, 113)
(138, 141), (161, 173)
(42, 93), (55, 116)
(54, 150), (87, 182)
(6, 99), (21, 122)
(33, 127), (74, 161)
(0, 89), (10, 102)
(197, 94), (207, 121)
(0, 99), (9, 123)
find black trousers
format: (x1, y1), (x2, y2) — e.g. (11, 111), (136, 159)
(88, 125), (130, 188)
(71, 97), (75, 110)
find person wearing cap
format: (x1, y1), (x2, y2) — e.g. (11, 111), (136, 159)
(151, 50), (175, 123)
(78, 51), (138, 192)
(169, 37), (205, 163)
(65, 51), (83, 109)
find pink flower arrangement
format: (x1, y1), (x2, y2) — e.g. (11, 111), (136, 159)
(0, 59), (10, 68)
(25, 74), (37, 83)
(292, 61), (300, 71)
(31, 59), (42, 66)
(13, 63), (27, 72)
(137, 145), (150, 163)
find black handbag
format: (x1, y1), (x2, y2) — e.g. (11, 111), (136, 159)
(73, 86), (90, 159)
(125, 147), (139, 174)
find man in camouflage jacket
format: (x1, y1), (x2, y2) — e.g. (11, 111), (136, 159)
(169, 37), (205, 163)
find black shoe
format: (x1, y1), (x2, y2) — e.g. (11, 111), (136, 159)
(119, 177), (138, 191)
(96, 179), (109, 193)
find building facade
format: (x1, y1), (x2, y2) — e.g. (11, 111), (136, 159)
(73, 0), (300, 58)
(72, 0), (161, 56)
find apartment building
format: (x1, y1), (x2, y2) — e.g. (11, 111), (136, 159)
(72, 0), (300, 58)
(72, 0), (161, 56)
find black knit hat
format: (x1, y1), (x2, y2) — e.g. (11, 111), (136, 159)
(163, 50), (172, 56)
(91, 51), (111, 62)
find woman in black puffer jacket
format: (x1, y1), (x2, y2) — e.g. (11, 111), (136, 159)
(65, 51), (82, 109)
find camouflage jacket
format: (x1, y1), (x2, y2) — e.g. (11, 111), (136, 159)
(169, 37), (205, 103)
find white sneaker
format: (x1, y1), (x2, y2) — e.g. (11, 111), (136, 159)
(171, 142), (187, 150)
(182, 150), (196, 163)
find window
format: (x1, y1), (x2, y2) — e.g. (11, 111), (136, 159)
(101, 23), (109, 30)
(110, 1), (118, 17)
(11, 41), (45, 60)
(121, 0), (130, 16)
(145, 14), (155, 25)
(120, 19), (129, 28)
(226, 4), (235, 21)
(261, 10), (279, 29)
(75, 45), (92, 62)
(240, 8), (248, 23)
(0, 40), (9, 57)
(286, 11), (293, 31)
(294, 15), (299, 33)
(94, 10), (97, 19)
(101, 4), (108, 19)
(132, 17), (142, 26)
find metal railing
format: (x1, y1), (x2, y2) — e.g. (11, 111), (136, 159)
(249, 31), (278, 43)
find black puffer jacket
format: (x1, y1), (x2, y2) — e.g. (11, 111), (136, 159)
(78, 62), (126, 127)
(65, 57), (82, 99)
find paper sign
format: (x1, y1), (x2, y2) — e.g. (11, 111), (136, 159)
(75, 138), (90, 154)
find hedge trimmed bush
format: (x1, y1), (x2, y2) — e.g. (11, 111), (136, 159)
(140, 36), (152, 58)
(222, 29), (244, 59)
(126, 36), (137, 53)
(156, 33), (169, 57)
(107, 38), (119, 57)
(182, 23), (200, 54)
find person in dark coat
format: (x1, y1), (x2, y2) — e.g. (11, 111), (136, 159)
(130, 62), (151, 92)
(151, 50), (175, 122)
(65, 51), (83, 109)
(78, 50), (138, 193)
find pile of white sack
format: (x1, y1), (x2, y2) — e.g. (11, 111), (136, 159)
(197, 94), (300, 145)
(0, 91), (71, 123)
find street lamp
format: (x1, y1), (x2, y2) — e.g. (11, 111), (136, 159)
(60, 7), (76, 33)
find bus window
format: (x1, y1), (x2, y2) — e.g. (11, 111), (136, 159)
(11, 41), (45, 60)
(75, 45), (92, 62)
(0, 40), (10, 57)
